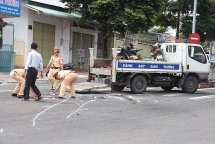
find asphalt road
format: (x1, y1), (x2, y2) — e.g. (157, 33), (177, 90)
(0, 79), (215, 144)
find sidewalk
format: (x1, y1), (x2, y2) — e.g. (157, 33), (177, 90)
(0, 68), (88, 84)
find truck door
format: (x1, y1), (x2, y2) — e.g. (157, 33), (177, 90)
(186, 45), (209, 73)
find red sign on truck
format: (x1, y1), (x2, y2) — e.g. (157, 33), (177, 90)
(188, 33), (200, 44)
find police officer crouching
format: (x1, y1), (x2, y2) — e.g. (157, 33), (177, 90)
(50, 70), (78, 99)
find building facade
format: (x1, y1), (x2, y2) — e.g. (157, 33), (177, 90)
(2, 0), (99, 71)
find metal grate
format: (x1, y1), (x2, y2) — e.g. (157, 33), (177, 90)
(33, 21), (55, 66)
(71, 32), (93, 71)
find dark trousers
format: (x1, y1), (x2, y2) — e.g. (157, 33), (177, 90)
(24, 68), (41, 99)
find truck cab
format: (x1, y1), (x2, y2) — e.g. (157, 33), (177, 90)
(160, 43), (209, 84)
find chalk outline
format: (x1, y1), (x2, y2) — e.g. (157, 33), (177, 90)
(33, 97), (69, 127)
(66, 100), (96, 118)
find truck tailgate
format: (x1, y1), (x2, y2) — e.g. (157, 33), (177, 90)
(75, 82), (109, 92)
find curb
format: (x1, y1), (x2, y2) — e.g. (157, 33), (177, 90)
(200, 82), (215, 88)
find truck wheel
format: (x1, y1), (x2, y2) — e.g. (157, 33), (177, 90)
(113, 84), (125, 91)
(161, 86), (174, 91)
(182, 75), (198, 93)
(130, 75), (147, 94)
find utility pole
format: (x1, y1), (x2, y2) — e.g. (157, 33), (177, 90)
(192, 0), (197, 33)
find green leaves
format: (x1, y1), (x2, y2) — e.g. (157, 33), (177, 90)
(157, 0), (215, 42)
(60, 0), (163, 39)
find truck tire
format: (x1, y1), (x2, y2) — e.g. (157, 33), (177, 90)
(130, 75), (147, 94)
(161, 86), (174, 91)
(182, 75), (198, 93)
(113, 84), (125, 91)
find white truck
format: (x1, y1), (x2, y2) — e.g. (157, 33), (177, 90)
(76, 43), (210, 94)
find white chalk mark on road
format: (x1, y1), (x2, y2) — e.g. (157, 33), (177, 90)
(106, 94), (124, 101)
(33, 98), (69, 127)
(108, 96), (124, 101)
(163, 93), (183, 97)
(190, 95), (215, 100)
(67, 100), (96, 119)
(128, 96), (140, 103)
(0, 128), (3, 133)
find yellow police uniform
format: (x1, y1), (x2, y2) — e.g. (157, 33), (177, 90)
(9, 69), (25, 95)
(47, 55), (64, 89)
(58, 70), (78, 98)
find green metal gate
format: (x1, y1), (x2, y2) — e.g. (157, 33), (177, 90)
(0, 24), (15, 72)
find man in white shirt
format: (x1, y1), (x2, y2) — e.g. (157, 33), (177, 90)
(22, 43), (43, 101)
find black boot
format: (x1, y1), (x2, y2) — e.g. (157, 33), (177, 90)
(17, 95), (24, 98)
(11, 93), (17, 97)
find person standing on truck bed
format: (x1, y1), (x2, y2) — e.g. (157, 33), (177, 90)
(126, 43), (134, 50)
(44, 47), (64, 91)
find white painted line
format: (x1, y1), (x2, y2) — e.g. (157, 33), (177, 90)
(0, 90), (13, 92)
(0, 128), (3, 133)
(190, 95), (215, 100)
(42, 97), (59, 100)
(163, 93), (183, 97)
(33, 97), (69, 127)
(37, 86), (53, 88)
(66, 100), (96, 119)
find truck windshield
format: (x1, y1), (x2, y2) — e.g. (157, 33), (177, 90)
(188, 46), (207, 64)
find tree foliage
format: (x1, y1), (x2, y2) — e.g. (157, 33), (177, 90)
(156, 0), (215, 42)
(150, 26), (167, 33)
(59, 0), (164, 39)
(180, 0), (215, 42)
(155, 0), (193, 39)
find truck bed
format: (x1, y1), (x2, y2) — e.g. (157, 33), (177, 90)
(89, 58), (112, 75)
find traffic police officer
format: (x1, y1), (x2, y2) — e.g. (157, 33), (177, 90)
(10, 69), (38, 99)
(44, 47), (64, 90)
(50, 70), (78, 99)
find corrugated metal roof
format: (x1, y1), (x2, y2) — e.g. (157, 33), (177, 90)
(22, 3), (82, 20)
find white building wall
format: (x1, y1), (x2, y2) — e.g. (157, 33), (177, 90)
(4, 6), (71, 63)
(4, 6), (29, 49)
(28, 10), (70, 63)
